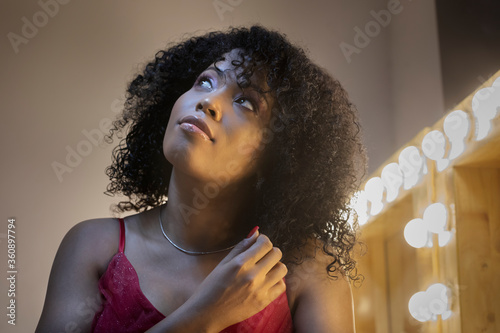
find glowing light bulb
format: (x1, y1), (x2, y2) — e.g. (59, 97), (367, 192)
(409, 283), (451, 322)
(442, 310), (453, 320)
(365, 177), (384, 215)
(381, 163), (403, 202)
(398, 146), (424, 190)
(404, 218), (429, 248)
(493, 76), (500, 89)
(409, 291), (432, 322)
(438, 230), (452, 247)
(422, 130), (449, 171)
(423, 203), (447, 234)
(443, 110), (470, 160)
(471, 83), (500, 140)
(348, 190), (369, 226)
(405, 203), (452, 248)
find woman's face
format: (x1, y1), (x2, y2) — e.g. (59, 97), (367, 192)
(163, 49), (274, 184)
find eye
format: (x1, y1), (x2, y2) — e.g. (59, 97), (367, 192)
(195, 75), (213, 90)
(235, 97), (256, 112)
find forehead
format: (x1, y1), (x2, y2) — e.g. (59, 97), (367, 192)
(212, 49), (269, 90)
(216, 49), (249, 69)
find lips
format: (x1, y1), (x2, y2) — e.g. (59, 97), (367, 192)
(178, 115), (214, 141)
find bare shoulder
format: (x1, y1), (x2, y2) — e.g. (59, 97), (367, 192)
(285, 239), (356, 333)
(64, 217), (121, 245)
(66, 216), (120, 238)
(61, 217), (122, 272)
(285, 238), (345, 291)
(35, 217), (123, 332)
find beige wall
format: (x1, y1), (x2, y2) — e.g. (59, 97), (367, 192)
(0, 0), (443, 331)
(389, 0), (445, 147)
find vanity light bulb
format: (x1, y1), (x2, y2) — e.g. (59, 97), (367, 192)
(398, 146), (424, 190)
(423, 203), (447, 234)
(349, 190), (369, 226)
(381, 163), (403, 203)
(364, 177), (384, 215)
(404, 218), (429, 248)
(443, 110), (469, 160)
(472, 84), (500, 140)
(409, 283), (451, 322)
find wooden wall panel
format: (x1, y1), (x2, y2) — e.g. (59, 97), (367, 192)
(352, 236), (389, 333)
(385, 229), (422, 333)
(454, 167), (500, 333)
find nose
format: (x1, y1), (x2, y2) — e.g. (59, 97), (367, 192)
(196, 99), (221, 121)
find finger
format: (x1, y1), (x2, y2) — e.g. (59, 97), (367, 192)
(238, 234), (274, 265)
(255, 247), (283, 273)
(267, 278), (287, 301)
(264, 262), (288, 288)
(220, 228), (260, 264)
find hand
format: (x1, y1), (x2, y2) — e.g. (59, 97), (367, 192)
(183, 229), (288, 331)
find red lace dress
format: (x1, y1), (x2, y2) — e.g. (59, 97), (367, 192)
(91, 218), (294, 333)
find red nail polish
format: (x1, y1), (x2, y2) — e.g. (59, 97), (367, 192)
(246, 226), (259, 238)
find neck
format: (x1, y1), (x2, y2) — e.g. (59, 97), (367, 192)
(161, 168), (258, 252)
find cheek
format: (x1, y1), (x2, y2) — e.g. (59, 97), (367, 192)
(231, 127), (267, 163)
(170, 92), (190, 117)
(162, 98), (185, 159)
(163, 93), (191, 138)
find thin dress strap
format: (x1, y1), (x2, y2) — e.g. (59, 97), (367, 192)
(118, 218), (125, 253)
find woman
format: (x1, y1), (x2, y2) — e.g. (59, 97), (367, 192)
(36, 25), (366, 332)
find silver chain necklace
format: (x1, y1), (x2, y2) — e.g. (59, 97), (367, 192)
(158, 205), (236, 255)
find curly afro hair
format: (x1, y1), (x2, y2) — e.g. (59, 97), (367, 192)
(103, 25), (367, 282)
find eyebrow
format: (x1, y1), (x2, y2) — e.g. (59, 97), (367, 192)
(206, 66), (225, 80)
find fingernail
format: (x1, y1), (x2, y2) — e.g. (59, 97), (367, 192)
(246, 226), (259, 238)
